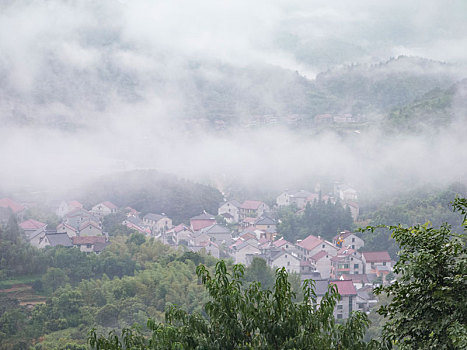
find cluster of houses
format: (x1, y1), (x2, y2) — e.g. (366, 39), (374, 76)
(1, 183), (389, 319)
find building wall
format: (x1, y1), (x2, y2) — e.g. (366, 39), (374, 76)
(218, 203), (239, 222)
(276, 192), (290, 207)
(315, 257), (332, 279)
(272, 253), (300, 274)
(235, 245), (261, 265)
(79, 225), (102, 237)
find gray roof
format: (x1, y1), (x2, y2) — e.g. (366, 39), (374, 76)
(143, 213), (166, 221)
(313, 280), (330, 296)
(46, 232), (72, 247)
(191, 213), (216, 220)
(255, 216), (276, 225)
(126, 216), (143, 226)
(291, 190), (312, 198)
(219, 200), (241, 208)
(93, 241), (111, 252)
(201, 224), (231, 235)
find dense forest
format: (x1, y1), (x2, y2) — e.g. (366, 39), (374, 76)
(75, 170), (224, 224)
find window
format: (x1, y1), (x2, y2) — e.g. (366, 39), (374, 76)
(287, 261), (290, 266)
(352, 238), (355, 242)
(337, 305), (343, 310)
(86, 244), (92, 249)
(352, 245), (355, 249)
(322, 244), (325, 248)
(383, 262), (386, 266)
(337, 314), (343, 319)
(354, 264), (359, 269)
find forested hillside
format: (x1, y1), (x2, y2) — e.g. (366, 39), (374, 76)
(76, 170), (223, 224)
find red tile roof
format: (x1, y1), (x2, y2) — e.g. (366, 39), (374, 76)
(0, 198), (24, 213)
(102, 201), (118, 209)
(241, 200), (264, 210)
(190, 219), (216, 231)
(311, 250), (328, 261)
(331, 280), (357, 296)
(341, 274), (369, 284)
(72, 236), (106, 245)
(68, 200), (83, 209)
(297, 235), (322, 251)
(273, 238), (290, 248)
(362, 251), (391, 263)
(19, 219), (46, 230)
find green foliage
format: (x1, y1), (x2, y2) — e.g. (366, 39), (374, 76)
(359, 184), (467, 257)
(277, 198), (353, 242)
(78, 170), (224, 224)
(363, 197), (467, 349)
(88, 261), (374, 349)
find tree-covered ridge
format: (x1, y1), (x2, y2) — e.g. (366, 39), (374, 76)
(76, 169), (224, 224)
(384, 78), (467, 133)
(277, 197), (353, 243)
(358, 183), (467, 258)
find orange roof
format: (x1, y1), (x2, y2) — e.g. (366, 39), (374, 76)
(362, 251), (391, 263)
(19, 219), (46, 230)
(0, 198), (24, 213)
(331, 280), (357, 296)
(297, 235), (323, 251)
(102, 201), (117, 209)
(68, 200), (83, 209)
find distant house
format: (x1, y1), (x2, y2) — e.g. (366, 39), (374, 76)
(166, 224), (193, 245)
(344, 201), (359, 221)
(330, 248), (364, 278)
(276, 190), (313, 209)
(362, 251), (393, 275)
(315, 280), (358, 320)
(333, 231), (364, 250)
(218, 200), (241, 223)
(0, 198), (25, 222)
(233, 241), (261, 265)
(72, 236), (108, 253)
(331, 280), (358, 319)
(190, 241), (220, 259)
(270, 250), (301, 274)
(190, 212), (216, 231)
(91, 201), (118, 217)
(19, 219), (47, 248)
(334, 184), (358, 202)
(39, 231), (73, 248)
(57, 219), (103, 237)
(143, 213), (172, 234)
(310, 250), (333, 279)
(254, 216), (276, 231)
(197, 224), (232, 246)
(56, 200), (83, 217)
(239, 200), (269, 220)
(296, 235), (338, 260)
(122, 215), (151, 235)
(339, 274), (370, 290)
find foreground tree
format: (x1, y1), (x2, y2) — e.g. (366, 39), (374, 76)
(365, 197), (467, 349)
(89, 261), (373, 349)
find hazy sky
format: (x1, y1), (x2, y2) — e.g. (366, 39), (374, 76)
(0, 0), (466, 196)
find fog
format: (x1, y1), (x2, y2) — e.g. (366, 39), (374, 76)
(1, 0), (467, 197)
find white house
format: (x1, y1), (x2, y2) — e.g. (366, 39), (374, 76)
(270, 251), (301, 274)
(333, 231), (364, 250)
(91, 201), (118, 216)
(218, 200), (241, 223)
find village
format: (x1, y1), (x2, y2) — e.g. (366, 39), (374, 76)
(0, 184), (393, 320)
